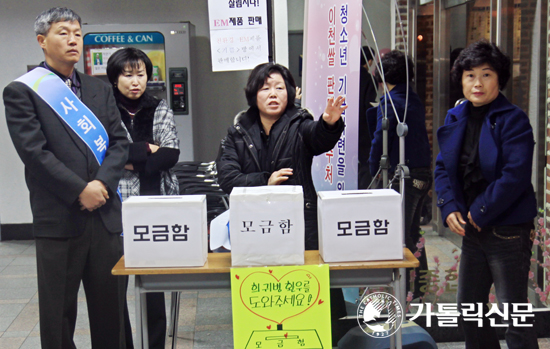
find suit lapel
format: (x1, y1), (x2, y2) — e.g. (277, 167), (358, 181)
(47, 74), (90, 159)
(60, 72), (103, 164)
(78, 74), (100, 168)
(56, 113), (88, 158)
(79, 74), (99, 118)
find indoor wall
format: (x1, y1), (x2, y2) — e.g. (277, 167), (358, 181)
(0, 0), (250, 232)
(0, 0), (398, 237)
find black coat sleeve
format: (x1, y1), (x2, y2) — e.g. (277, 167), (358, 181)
(300, 113), (345, 156)
(216, 130), (270, 194)
(128, 141), (149, 171)
(128, 100), (180, 176)
(142, 147), (180, 176)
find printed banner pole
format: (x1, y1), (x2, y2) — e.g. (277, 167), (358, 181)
(303, 0), (363, 191)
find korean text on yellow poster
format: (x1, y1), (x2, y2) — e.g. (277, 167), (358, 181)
(231, 264), (331, 348)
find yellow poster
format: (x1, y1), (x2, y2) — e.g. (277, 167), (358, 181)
(230, 264), (331, 349)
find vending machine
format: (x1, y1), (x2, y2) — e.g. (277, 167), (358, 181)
(77, 22), (196, 161)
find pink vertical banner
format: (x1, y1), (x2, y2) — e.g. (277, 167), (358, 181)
(303, 0), (361, 191)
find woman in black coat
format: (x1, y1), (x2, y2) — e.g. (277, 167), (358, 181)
(217, 62), (346, 250)
(216, 62), (348, 345)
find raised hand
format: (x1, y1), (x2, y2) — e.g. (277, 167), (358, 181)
(322, 95), (348, 126)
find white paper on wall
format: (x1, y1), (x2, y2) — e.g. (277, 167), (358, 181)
(207, 0), (269, 72)
(303, 0), (363, 191)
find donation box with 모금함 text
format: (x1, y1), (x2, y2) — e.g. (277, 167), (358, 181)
(230, 186), (305, 267)
(122, 195), (207, 267)
(318, 189), (403, 262)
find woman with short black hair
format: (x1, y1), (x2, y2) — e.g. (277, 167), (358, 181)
(435, 40), (538, 348)
(450, 41), (510, 91)
(217, 62), (347, 250)
(217, 62), (348, 345)
(107, 47), (180, 349)
(106, 48), (153, 85)
(244, 63), (297, 108)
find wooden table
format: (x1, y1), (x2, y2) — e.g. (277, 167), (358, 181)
(113, 249), (419, 348)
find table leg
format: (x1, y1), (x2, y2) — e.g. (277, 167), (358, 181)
(397, 268), (407, 349)
(135, 276), (149, 349)
(135, 276), (142, 349)
(171, 292), (181, 349)
(169, 292), (177, 338)
(392, 267), (405, 349)
(399, 267), (406, 312)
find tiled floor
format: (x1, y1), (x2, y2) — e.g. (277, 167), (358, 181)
(0, 231), (548, 348)
(0, 239), (225, 349)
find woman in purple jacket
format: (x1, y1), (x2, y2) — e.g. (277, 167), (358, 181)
(435, 41), (538, 349)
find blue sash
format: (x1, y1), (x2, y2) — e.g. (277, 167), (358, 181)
(16, 67), (109, 165)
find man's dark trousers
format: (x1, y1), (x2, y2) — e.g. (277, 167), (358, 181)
(35, 213), (125, 348)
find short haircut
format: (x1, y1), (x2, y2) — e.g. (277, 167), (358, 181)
(450, 47), (463, 70)
(34, 7), (81, 36)
(106, 48), (153, 86)
(360, 46), (374, 66)
(245, 63), (296, 110)
(451, 40), (510, 90)
(375, 50), (414, 85)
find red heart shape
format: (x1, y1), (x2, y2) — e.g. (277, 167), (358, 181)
(267, 325), (271, 330)
(318, 299), (324, 305)
(284, 332), (288, 338)
(269, 270), (273, 273)
(239, 270), (321, 325)
(235, 275), (240, 280)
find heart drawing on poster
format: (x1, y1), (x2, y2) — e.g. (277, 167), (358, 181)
(239, 269), (321, 325)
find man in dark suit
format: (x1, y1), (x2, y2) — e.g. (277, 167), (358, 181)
(3, 8), (128, 348)
(358, 46), (378, 189)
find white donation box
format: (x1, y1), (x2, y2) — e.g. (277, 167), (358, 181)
(318, 189), (403, 262)
(230, 186), (305, 267)
(122, 195), (207, 267)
